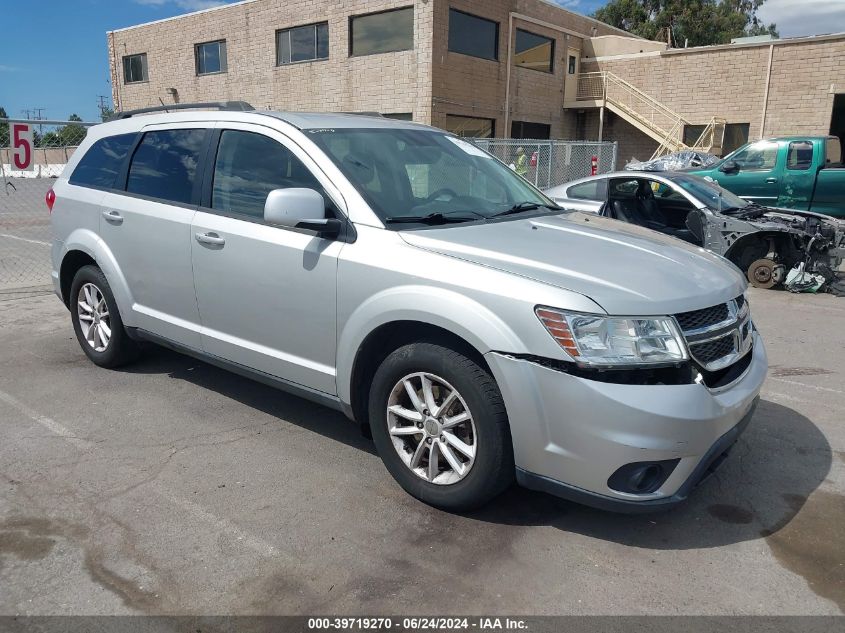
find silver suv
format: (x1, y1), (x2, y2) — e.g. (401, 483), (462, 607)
(49, 105), (767, 512)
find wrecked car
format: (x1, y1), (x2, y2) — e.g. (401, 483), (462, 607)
(625, 150), (719, 172)
(546, 172), (845, 293)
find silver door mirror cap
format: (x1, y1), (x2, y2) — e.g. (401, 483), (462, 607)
(264, 188), (326, 228)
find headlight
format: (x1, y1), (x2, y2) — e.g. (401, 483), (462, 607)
(535, 307), (688, 366)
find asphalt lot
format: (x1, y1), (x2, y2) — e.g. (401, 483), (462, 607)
(0, 286), (842, 616)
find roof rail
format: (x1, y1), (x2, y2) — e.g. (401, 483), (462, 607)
(110, 101), (255, 120)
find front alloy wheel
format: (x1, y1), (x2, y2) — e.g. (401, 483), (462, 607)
(77, 282), (111, 352)
(387, 372), (477, 485)
(369, 342), (514, 510)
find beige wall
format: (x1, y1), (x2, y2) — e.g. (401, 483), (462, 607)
(430, 0), (629, 137)
(109, 0), (434, 121)
(584, 35), (666, 58)
(108, 0), (629, 139)
(584, 35), (845, 141)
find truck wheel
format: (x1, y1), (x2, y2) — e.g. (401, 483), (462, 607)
(69, 265), (140, 368)
(369, 342), (514, 511)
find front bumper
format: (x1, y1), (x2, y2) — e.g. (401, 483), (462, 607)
(485, 332), (767, 513)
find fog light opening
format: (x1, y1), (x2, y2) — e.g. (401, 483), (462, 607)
(608, 459), (680, 495)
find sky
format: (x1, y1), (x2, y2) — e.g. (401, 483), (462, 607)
(0, 0), (843, 124)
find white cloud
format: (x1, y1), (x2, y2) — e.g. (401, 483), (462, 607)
(134, 0), (230, 11)
(757, 0), (845, 37)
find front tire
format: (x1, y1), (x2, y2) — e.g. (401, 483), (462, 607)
(369, 342), (513, 511)
(69, 265), (139, 368)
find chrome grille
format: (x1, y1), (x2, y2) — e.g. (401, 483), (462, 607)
(675, 296), (752, 372)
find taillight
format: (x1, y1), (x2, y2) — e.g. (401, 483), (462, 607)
(46, 188), (56, 213)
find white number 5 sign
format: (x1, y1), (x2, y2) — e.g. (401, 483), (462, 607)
(10, 122), (35, 171)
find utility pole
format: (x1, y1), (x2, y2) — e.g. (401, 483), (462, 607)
(97, 95), (111, 120)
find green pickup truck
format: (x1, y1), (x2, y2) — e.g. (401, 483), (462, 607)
(690, 136), (845, 217)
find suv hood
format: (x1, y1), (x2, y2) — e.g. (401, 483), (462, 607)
(399, 212), (746, 315)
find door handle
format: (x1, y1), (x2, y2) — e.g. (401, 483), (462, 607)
(102, 210), (123, 225)
(195, 232), (226, 246)
(766, 178), (778, 184)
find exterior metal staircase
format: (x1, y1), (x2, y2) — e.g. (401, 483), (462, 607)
(575, 72), (726, 160)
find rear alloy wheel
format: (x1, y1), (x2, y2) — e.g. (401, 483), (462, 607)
(69, 265), (139, 368)
(369, 342), (513, 511)
(747, 258), (778, 289)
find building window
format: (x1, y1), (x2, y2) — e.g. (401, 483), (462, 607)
(514, 29), (554, 73)
(511, 121), (551, 139)
(568, 55), (577, 74)
(195, 40), (227, 75)
(442, 114), (495, 138)
(683, 124), (707, 147)
(448, 9), (498, 61)
(723, 123), (750, 155)
(350, 7), (413, 56)
(123, 53), (148, 84)
(277, 22), (329, 65)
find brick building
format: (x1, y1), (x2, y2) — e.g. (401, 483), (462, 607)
(107, 0), (845, 163)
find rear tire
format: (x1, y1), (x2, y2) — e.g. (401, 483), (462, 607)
(369, 342), (513, 511)
(69, 265), (139, 368)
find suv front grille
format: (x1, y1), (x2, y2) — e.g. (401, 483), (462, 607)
(689, 335), (736, 365)
(675, 303), (729, 332)
(674, 296), (752, 373)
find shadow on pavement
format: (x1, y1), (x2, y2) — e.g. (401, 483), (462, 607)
(123, 347), (832, 550)
(121, 345), (377, 457)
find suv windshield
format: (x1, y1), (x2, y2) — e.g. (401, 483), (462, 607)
(671, 174), (750, 213)
(306, 128), (555, 226)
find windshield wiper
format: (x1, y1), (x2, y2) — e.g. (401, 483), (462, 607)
(491, 201), (563, 219)
(384, 211), (483, 225)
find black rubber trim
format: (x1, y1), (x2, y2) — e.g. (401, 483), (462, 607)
(515, 397), (759, 514)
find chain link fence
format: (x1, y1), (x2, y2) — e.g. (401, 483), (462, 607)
(469, 139), (618, 190)
(1, 118), (96, 298)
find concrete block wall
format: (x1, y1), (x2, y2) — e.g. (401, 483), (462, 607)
(583, 35), (845, 143)
(109, 0), (434, 121)
(430, 0), (629, 137)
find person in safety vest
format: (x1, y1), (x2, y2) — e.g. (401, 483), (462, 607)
(515, 146), (528, 178)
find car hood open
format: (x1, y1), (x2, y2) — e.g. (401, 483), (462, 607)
(399, 212), (747, 315)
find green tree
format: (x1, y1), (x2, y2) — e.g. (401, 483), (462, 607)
(593, 0), (778, 48)
(57, 113), (87, 148)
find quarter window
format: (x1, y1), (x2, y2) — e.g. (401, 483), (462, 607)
(448, 9), (498, 61)
(277, 22), (329, 65)
(195, 40), (227, 75)
(787, 141), (814, 170)
(123, 53), (148, 84)
(350, 7), (414, 56)
(211, 130), (323, 219)
(567, 179), (607, 201)
(515, 29), (554, 73)
(126, 129), (207, 205)
(70, 133), (137, 189)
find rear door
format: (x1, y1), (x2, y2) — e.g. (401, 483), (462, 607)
(779, 140), (816, 209)
(190, 123), (344, 394)
(99, 124), (210, 348)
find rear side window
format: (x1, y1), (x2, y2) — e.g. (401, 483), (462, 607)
(127, 129), (207, 205)
(787, 141), (814, 170)
(567, 179), (606, 201)
(211, 130), (323, 218)
(69, 133), (137, 189)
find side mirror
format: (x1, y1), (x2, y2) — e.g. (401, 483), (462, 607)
(264, 188), (341, 237)
(685, 209), (706, 243)
(719, 160), (740, 175)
